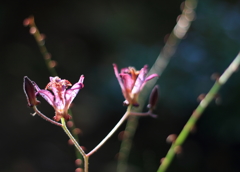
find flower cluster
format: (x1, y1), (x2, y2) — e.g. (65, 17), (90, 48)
(23, 64), (158, 122)
(23, 64), (159, 172)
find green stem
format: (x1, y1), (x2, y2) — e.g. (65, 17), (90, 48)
(117, 0), (198, 170)
(87, 105), (132, 157)
(158, 52), (240, 172)
(61, 118), (88, 172)
(25, 16), (84, 165)
(68, 110), (84, 163)
(25, 16), (57, 76)
(33, 106), (62, 127)
(116, 115), (138, 172)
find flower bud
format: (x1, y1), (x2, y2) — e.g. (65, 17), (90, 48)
(23, 76), (40, 107)
(148, 85), (159, 110)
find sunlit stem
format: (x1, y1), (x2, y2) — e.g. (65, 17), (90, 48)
(25, 16), (84, 165)
(87, 105), (132, 157)
(68, 110), (84, 163)
(117, 0), (198, 171)
(61, 118), (88, 172)
(117, 115), (138, 172)
(158, 52), (240, 172)
(130, 111), (157, 118)
(32, 106), (62, 127)
(31, 112), (36, 116)
(25, 16), (57, 76)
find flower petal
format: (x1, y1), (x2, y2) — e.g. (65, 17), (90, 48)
(139, 73), (159, 91)
(32, 81), (41, 92)
(120, 67), (131, 74)
(120, 73), (134, 92)
(37, 90), (54, 107)
(49, 76), (55, 82)
(65, 75), (84, 108)
(144, 73), (159, 82)
(113, 64), (126, 93)
(51, 87), (66, 111)
(131, 65), (148, 95)
(113, 64), (132, 104)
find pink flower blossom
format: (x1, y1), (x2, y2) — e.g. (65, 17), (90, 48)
(113, 64), (158, 106)
(33, 75), (84, 121)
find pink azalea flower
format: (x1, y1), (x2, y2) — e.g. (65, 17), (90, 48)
(33, 75), (84, 121)
(113, 64), (158, 106)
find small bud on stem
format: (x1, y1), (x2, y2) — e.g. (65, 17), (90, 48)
(148, 85), (159, 110)
(23, 76), (40, 107)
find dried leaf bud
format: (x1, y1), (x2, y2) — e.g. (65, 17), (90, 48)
(115, 153), (120, 160)
(166, 134), (177, 143)
(39, 34), (46, 41)
(116, 152), (125, 160)
(118, 131), (126, 141)
(23, 76), (40, 107)
(211, 73), (220, 81)
(197, 94), (205, 102)
(148, 85), (159, 110)
(190, 125), (197, 133)
(176, 15), (181, 22)
(68, 139), (74, 145)
(81, 146), (87, 152)
(180, 2), (185, 11)
(73, 128), (82, 135)
(67, 121), (74, 128)
(75, 168), (83, 172)
(160, 158), (165, 163)
(23, 16), (34, 26)
(29, 27), (37, 34)
(174, 146), (182, 154)
(215, 96), (222, 105)
(23, 18), (30, 26)
(164, 34), (170, 43)
(75, 159), (82, 166)
(49, 60), (57, 68)
(45, 53), (51, 60)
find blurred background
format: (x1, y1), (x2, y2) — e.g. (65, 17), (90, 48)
(1, 0), (240, 172)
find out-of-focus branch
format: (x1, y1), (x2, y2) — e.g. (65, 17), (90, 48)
(24, 16), (84, 169)
(117, 1), (198, 171)
(158, 52), (240, 172)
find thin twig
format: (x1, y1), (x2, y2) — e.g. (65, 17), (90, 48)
(61, 118), (88, 172)
(87, 105), (132, 157)
(116, 115), (139, 172)
(117, 0), (198, 171)
(24, 16), (84, 166)
(33, 106), (62, 127)
(129, 111), (157, 118)
(24, 16), (57, 76)
(158, 52), (240, 172)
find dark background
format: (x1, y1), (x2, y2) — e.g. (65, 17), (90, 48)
(1, 0), (240, 172)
